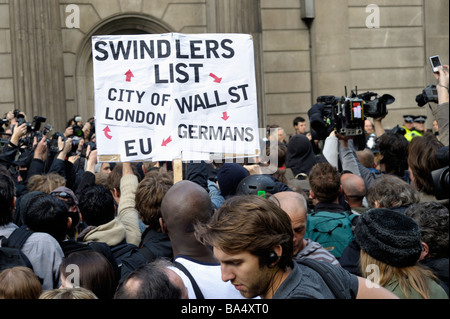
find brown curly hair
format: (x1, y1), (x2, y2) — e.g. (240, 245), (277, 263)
(135, 170), (173, 230)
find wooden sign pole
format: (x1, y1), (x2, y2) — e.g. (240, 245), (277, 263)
(173, 157), (183, 183)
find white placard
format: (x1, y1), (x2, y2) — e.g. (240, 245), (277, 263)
(92, 33), (260, 162)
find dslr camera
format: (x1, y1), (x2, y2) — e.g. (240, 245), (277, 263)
(72, 124), (84, 138)
(14, 115), (48, 149)
(16, 115), (47, 134)
(48, 132), (83, 157)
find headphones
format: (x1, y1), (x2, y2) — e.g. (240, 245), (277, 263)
(266, 251), (280, 266)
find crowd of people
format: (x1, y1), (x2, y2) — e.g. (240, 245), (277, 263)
(0, 65), (448, 300)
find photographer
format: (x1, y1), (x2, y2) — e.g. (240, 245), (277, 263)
(337, 129), (410, 191)
(430, 65), (449, 146)
(0, 122), (29, 174)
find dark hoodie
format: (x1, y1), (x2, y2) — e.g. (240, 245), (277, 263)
(285, 134), (317, 178)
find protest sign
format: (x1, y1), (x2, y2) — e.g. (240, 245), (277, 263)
(92, 33), (260, 162)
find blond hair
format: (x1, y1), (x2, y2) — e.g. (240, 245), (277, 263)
(27, 173), (66, 193)
(360, 250), (438, 299)
(39, 287), (98, 299)
(0, 266), (42, 299)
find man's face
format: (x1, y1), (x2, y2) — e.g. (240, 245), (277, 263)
(101, 163), (111, 173)
(277, 129), (286, 142)
(295, 122), (306, 134)
(288, 210), (306, 256)
(213, 248), (273, 299)
(404, 122), (414, 130)
(414, 121), (425, 132)
(433, 120), (439, 133)
(364, 120), (374, 134)
(276, 198), (307, 256)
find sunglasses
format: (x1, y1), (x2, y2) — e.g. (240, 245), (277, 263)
(51, 191), (75, 206)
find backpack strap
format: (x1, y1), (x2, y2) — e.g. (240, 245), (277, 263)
(2, 228), (33, 249)
(297, 258), (347, 299)
(173, 261), (205, 299)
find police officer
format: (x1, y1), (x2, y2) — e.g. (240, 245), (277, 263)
(402, 115), (415, 142)
(405, 115), (427, 141)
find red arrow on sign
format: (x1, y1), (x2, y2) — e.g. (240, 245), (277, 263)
(125, 69), (134, 82)
(161, 136), (172, 147)
(103, 126), (112, 140)
(209, 73), (222, 83)
(221, 112), (230, 121)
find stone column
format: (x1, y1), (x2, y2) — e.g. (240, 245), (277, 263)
(309, 0), (351, 98)
(9, 0), (67, 131)
(207, 0), (266, 128)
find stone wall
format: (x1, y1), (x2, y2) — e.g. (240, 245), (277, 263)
(0, 0), (14, 115)
(1, 0), (448, 135)
(262, 0), (449, 135)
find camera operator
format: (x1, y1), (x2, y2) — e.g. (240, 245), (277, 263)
(336, 127), (410, 191)
(430, 65), (449, 146)
(0, 122), (27, 169)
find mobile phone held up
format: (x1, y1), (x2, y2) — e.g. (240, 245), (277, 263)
(429, 55), (442, 73)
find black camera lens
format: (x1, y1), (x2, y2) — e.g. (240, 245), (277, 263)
(72, 125), (84, 137)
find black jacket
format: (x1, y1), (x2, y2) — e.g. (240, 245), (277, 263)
(120, 228), (173, 280)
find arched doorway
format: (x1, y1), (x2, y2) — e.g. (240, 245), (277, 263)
(74, 14), (173, 122)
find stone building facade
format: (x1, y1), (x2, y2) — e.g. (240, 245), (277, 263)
(0, 0), (448, 135)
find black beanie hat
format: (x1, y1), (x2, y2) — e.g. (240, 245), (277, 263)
(354, 208), (422, 268)
(216, 163), (249, 197)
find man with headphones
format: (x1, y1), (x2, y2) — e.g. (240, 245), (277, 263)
(195, 195), (399, 299)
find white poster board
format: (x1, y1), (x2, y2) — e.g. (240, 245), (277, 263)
(92, 33), (260, 162)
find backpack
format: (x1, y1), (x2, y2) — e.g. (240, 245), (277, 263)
(120, 235), (173, 279)
(296, 257), (347, 299)
(305, 211), (357, 259)
(0, 228), (34, 272)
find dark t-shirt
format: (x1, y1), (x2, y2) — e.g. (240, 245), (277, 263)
(273, 261), (359, 299)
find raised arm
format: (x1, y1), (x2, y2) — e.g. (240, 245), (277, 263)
(116, 162), (141, 246)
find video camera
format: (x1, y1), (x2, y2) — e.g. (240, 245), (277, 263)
(358, 91), (395, 118)
(432, 146), (449, 200)
(415, 84), (438, 107)
(308, 87), (395, 141)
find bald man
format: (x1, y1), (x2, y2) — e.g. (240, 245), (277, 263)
(160, 180), (247, 299)
(270, 191), (339, 266)
(340, 173), (368, 214)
